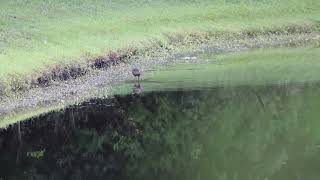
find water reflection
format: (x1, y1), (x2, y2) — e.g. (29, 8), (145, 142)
(132, 83), (143, 94)
(1, 84), (320, 180)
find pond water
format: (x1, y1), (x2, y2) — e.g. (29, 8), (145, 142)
(1, 83), (320, 180)
(1, 47), (320, 180)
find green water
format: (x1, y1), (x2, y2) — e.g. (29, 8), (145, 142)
(1, 84), (320, 179)
(1, 47), (320, 179)
(124, 85), (320, 180)
(114, 46), (320, 94)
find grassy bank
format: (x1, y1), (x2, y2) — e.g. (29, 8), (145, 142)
(1, 45), (320, 127)
(0, 45), (320, 128)
(0, 0), (319, 90)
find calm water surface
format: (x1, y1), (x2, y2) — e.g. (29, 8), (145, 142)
(1, 83), (320, 180)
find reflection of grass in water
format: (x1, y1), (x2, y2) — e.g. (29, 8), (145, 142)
(0, 105), (63, 128)
(219, 87), (320, 179)
(0, 0), (319, 81)
(141, 46), (320, 90)
(196, 86), (320, 179)
(1, 82), (320, 179)
(127, 85), (320, 180)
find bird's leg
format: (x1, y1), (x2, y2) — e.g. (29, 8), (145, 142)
(138, 76), (140, 85)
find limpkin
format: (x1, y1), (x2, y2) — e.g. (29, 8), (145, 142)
(132, 68), (141, 83)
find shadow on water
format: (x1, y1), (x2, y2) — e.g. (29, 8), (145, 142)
(1, 83), (320, 179)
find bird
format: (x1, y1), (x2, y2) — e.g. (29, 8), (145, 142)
(132, 68), (141, 83)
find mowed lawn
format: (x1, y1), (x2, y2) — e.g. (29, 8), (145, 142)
(0, 0), (319, 82)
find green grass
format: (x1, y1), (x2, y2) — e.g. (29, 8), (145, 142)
(0, 0), (319, 83)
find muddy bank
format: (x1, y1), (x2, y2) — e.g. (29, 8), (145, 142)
(0, 32), (319, 126)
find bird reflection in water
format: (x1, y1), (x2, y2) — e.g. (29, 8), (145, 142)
(132, 83), (143, 94)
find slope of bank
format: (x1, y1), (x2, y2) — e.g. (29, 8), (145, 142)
(0, 32), (319, 128)
(0, 0), (320, 96)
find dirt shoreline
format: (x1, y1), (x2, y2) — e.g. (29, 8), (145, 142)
(0, 32), (319, 125)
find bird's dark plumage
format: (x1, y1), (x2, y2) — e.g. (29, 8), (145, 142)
(132, 68), (141, 77)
